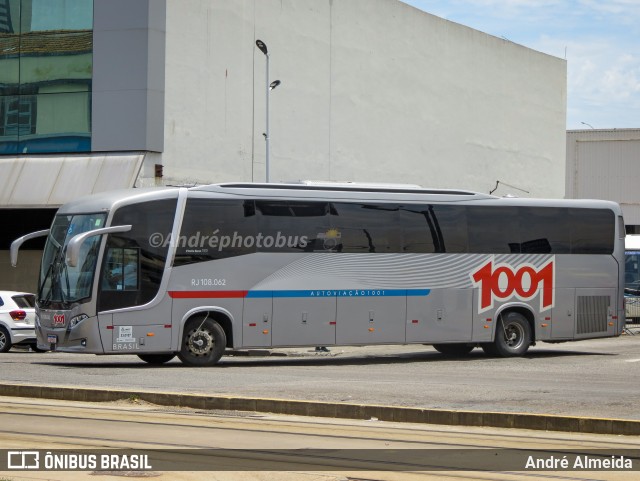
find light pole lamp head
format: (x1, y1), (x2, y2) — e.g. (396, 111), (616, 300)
(269, 80), (281, 91)
(256, 39), (268, 55)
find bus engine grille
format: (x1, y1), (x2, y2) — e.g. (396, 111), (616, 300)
(576, 296), (610, 334)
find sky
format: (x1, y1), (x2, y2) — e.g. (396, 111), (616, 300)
(402, 0), (640, 130)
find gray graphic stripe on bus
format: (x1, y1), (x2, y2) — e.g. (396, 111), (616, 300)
(250, 253), (554, 290)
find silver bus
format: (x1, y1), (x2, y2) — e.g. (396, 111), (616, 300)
(11, 182), (625, 366)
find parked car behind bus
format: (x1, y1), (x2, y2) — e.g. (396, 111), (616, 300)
(0, 291), (43, 352)
(625, 235), (640, 323)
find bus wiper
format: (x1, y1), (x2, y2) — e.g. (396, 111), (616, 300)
(38, 262), (54, 306)
(38, 233), (64, 306)
(40, 247), (69, 307)
(60, 259), (71, 304)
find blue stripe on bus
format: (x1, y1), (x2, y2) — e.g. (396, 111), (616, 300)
(245, 289), (430, 298)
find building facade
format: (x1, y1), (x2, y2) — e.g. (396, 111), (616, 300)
(0, 0), (567, 291)
(566, 129), (640, 232)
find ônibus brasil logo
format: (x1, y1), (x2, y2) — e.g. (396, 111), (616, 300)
(470, 257), (555, 313)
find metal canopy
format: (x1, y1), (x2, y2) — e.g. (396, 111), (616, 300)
(0, 153), (145, 207)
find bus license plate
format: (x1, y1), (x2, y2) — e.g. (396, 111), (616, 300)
(47, 335), (57, 344)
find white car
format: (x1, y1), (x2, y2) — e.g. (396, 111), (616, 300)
(0, 291), (43, 353)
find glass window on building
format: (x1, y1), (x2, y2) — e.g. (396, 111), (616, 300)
(0, 0), (92, 154)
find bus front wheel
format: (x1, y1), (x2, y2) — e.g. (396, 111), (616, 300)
(178, 316), (226, 367)
(483, 311), (531, 357)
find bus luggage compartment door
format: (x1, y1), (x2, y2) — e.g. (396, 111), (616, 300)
(336, 295), (405, 344)
(272, 296), (336, 347)
(242, 297), (272, 347)
(551, 288), (575, 339)
(406, 289), (472, 343)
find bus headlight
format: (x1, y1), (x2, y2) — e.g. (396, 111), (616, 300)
(69, 314), (89, 328)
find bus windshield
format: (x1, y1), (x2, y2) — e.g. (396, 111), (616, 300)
(39, 213), (107, 307)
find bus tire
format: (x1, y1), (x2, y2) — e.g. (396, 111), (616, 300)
(0, 326), (11, 353)
(138, 354), (176, 365)
(432, 343), (474, 356)
(178, 316), (226, 367)
(490, 311), (531, 357)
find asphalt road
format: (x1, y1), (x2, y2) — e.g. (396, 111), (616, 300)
(1, 334), (640, 420)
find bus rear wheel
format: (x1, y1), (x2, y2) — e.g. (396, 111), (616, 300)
(432, 343), (474, 356)
(178, 316), (226, 367)
(138, 354), (176, 365)
(484, 311), (531, 357)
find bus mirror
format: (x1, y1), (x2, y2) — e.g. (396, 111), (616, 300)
(66, 225), (132, 268)
(10, 230), (50, 267)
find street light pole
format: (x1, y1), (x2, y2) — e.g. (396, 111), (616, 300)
(264, 44), (271, 183)
(256, 39), (280, 183)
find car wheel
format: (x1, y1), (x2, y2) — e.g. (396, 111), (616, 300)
(177, 316), (226, 367)
(137, 354), (176, 365)
(0, 326), (11, 353)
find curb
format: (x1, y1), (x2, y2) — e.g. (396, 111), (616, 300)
(1, 382), (639, 436)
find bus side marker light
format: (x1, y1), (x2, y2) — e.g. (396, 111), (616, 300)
(329, 321), (336, 325)
(483, 325), (490, 329)
(544, 317), (551, 321)
(486, 318), (492, 323)
(147, 333), (155, 337)
(106, 326), (114, 330)
(263, 329), (269, 334)
(249, 323), (257, 327)
(164, 324), (172, 328)
(541, 323), (549, 328)
(608, 322), (614, 326)
(368, 328), (375, 332)
(411, 320), (419, 324)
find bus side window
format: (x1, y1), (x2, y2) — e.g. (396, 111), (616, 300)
(102, 247), (140, 291)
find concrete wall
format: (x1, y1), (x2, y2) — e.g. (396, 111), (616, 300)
(566, 129), (640, 226)
(92, 0), (166, 152)
(160, 0), (567, 198)
(0, 250), (41, 293)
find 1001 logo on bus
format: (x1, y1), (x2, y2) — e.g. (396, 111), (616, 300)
(471, 257), (555, 313)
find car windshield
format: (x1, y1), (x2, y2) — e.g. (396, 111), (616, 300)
(39, 213), (107, 307)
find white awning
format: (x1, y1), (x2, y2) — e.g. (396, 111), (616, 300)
(0, 153), (145, 207)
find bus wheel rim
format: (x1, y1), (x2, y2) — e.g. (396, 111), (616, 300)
(504, 322), (524, 349)
(187, 329), (214, 356)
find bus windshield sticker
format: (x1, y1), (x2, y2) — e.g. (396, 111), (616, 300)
(116, 326), (135, 343)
